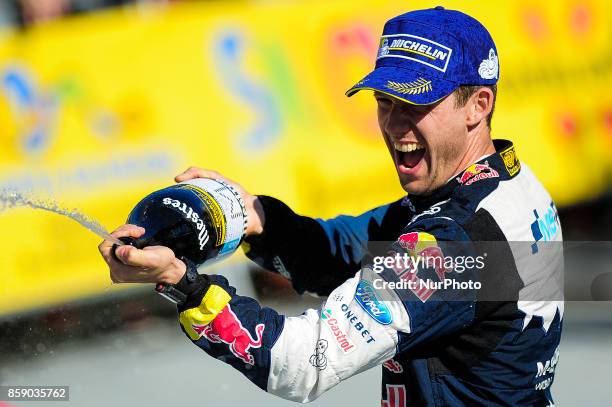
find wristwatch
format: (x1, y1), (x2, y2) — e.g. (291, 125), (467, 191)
(155, 256), (200, 305)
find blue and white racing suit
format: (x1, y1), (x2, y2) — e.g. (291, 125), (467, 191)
(176, 140), (563, 406)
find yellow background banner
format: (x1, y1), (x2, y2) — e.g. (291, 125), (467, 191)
(0, 0), (611, 315)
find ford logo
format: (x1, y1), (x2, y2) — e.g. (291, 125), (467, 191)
(354, 280), (392, 325)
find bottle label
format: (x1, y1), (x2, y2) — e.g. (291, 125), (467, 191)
(161, 196), (210, 250)
(178, 178), (247, 263)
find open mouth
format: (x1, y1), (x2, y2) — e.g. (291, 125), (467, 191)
(393, 141), (426, 172)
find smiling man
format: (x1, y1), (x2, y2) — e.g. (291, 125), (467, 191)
(99, 7), (563, 406)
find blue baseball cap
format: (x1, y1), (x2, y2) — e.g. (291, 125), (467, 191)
(346, 6), (499, 105)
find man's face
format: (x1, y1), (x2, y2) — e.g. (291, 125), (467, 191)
(375, 91), (469, 195)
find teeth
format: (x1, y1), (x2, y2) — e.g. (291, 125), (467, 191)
(393, 142), (424, 153)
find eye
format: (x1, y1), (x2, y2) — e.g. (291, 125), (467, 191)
(375, 94), (392, 109)
(400, 103), (431, 117)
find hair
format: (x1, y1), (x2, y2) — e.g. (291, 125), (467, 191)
(453, 85), (497, 128)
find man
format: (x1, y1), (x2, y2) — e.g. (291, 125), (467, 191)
(99, 7), (563, 406)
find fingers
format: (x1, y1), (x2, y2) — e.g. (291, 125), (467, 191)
(115, 245), (174, 269)
(110, 224), (145, 240)
(175, 167), (222, 183)
(99, 225), (182, 285)
(110, 267), (158, 283)
(174, 167), (245, 198)
(98, 224), (145, 256)
(107, 246), (178, 284)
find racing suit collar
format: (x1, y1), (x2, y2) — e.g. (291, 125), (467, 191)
(406, 139), (520, 212)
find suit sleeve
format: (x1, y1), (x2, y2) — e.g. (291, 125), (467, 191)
(178, 217), (485, 403)
(242, 195), (409, 296)
(177, 268), (405, 403)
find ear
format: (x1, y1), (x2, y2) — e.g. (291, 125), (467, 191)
(465, 87), (494, 127)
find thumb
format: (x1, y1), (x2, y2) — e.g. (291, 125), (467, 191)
(175, 167), (223, 183)
(175, 170), (193, 183)
(116, 245), (164, 268)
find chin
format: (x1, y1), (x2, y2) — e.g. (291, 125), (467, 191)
(400, 179), (428, 196)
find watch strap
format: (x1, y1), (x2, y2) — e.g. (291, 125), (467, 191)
(156, 257), (210, 306)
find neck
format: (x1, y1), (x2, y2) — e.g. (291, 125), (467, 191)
(453, 125), (495, 176)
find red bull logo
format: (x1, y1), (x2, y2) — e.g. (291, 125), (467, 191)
(395, 231), (452, 302)
(397, 232), (419, 251)
(383, 358), (403, 374)
(419, 246), (452, 281)
(458, 163), (499, 185)
(397, 231), (438, 254)
(192, 304), (264, 365)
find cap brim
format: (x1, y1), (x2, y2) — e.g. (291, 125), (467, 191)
(345, 66), (458, 105)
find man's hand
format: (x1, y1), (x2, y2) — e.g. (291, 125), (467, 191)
(175, 167), (265, 236)
(98, 224), (187, 284)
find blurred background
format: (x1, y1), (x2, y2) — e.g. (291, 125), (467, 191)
(0, 0), (611, 405)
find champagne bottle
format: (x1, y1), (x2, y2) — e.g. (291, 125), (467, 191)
(116, 178), (247, 266)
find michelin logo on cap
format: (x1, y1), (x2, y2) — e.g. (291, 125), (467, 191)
(377, 34), (453, 73)
(378, 38), (390, 58)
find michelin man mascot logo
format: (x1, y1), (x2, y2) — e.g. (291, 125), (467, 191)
(478, 48), (498, 80)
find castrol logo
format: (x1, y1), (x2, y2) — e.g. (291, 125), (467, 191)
(162, 197), (209, 250)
